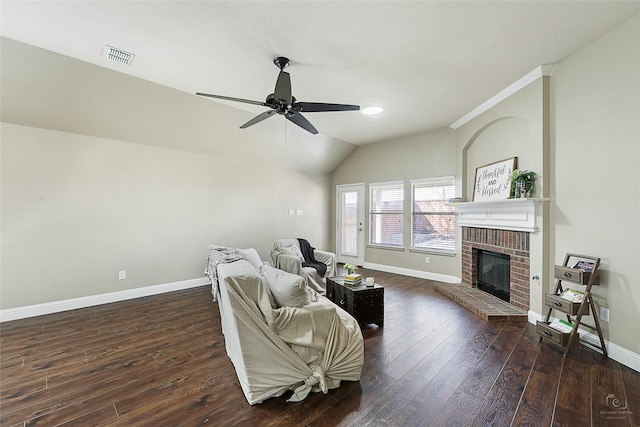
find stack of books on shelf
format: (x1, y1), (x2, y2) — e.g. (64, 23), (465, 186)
(344, 273), (362, 286)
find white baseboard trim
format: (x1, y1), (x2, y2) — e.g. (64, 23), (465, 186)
(528, 311), (640, 372)
(363, 262), (461, 284)
(0, 277), (210, 323)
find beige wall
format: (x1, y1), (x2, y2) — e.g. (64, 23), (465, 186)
(1, 123), (331, 309)
(550, 14), (639, 355)
(0, 38), (340, 311)
(331, 128), (459, 278)
(455, 79), (549, 200)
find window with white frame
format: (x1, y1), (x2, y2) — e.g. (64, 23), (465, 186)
(411, 177), (456, 253)
(369, 181), (404, 248)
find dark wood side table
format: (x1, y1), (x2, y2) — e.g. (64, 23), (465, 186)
(326, 276), (384, 327)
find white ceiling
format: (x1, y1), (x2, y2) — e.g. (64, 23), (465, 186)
(2, 1), (639, 146)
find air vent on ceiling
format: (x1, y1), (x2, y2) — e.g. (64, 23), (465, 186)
(102, 45), (135, 66)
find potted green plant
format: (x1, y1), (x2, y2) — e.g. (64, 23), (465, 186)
(344, 263), (357, 275)
(509, 169), (536, 198)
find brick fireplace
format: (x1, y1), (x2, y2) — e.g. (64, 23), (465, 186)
(461, 226), (530, 311)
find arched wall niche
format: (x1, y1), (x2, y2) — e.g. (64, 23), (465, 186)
(461, 116), (531, 200)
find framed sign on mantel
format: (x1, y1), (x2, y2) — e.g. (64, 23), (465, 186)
(473, 157), (517, 201)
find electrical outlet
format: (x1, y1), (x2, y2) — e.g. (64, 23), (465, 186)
(424, 256), (430, 264)
(296, 209), (302, 216)
(600, 306), (610, 322)
(118, 270), (126, 280)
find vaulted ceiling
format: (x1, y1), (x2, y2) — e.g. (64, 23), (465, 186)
(2, 1), (639, 173)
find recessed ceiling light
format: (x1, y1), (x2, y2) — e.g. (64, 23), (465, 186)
(361, 106), (385, 116)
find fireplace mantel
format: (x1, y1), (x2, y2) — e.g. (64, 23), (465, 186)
(453, 198), (549, 232)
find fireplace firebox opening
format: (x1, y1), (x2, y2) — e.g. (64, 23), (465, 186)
(476, 249), (511, 303)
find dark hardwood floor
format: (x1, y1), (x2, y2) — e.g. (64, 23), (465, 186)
(1, 267), (638, 426)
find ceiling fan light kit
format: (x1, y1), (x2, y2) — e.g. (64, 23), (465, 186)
(196, 56), (360, 135)
(361, 106), (385, 116)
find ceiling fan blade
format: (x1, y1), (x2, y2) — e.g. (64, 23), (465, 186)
(294, 102), (360, 112)
(273, 71), (292, 105)
(286, 112), (318, 134)
(239, 110), (277, 129)
(196, 92), (268, 107)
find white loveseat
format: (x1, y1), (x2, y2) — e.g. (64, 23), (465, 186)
(206, 246), (364, 405)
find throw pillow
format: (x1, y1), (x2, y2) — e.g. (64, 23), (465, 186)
(282, 245), (304, 261)
(238, 248), (264, 270)
(261, 264), (309, 308)
(290, 245), (304, 261)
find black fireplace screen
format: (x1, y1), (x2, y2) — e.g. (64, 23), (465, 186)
(476, 250), (510, 302)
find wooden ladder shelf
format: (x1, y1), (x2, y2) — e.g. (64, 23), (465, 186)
(537, 253), (607, 357)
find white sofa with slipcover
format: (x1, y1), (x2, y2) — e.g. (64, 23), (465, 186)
(205, 246), (363, 405)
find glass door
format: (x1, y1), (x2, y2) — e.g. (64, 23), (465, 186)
(337, 184), (365, 266)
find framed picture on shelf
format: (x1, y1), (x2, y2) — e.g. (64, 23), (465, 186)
(473, 157), (517, 201)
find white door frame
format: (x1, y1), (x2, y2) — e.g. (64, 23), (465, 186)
(336, 183), (365, 266)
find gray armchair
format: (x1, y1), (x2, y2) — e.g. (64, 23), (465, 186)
(270, 238), (336, 293)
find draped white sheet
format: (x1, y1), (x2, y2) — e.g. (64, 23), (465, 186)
(270, 238), (337, 293)
(215, 260), (364, 405)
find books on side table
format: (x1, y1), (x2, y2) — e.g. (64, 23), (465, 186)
(344, 273), (362, 286)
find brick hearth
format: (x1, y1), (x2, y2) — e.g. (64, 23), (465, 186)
(435, 284), (527, 321)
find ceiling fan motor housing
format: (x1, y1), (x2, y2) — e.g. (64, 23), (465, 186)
(265, 94), (296, 114)
(273, 56), (290, 70)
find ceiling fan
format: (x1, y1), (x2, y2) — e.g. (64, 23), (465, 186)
(196, 57), (360, 135)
